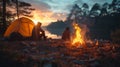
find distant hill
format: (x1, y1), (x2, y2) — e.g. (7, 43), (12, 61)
(46, 20), (68, 35)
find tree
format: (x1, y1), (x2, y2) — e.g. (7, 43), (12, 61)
(108, 0), (120, 14)
(1, 0), (35, 23)
(110, 0), (117, 10)
(82, 3), (89, 16)
(67, 4), (83, 23)
(67, 4), (80, 20)
(2, 0), (7, 31)
(111, 29), (120, 43)
(89, 3), (101, 17)
(8, 0), (35, 18)
(100, 2), (109, 16)
(117, 1), (120, 13)
(0, 0), (35, 34)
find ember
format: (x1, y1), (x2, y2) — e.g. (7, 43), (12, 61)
(71, 22), (85, 47)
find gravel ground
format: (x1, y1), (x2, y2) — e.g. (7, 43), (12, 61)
(0, 40), (120, 67)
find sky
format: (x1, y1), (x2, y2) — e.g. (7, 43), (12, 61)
(21, 0), (112, 26)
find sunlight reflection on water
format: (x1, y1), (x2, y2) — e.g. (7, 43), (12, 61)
(43, 27), (61, 39)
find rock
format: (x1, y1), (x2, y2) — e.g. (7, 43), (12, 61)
(30, 42), (37, 46)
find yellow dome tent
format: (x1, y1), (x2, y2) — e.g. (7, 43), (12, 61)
(4, 17), (35, 37)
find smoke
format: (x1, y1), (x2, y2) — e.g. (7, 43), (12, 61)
(80, 23), (89, 41)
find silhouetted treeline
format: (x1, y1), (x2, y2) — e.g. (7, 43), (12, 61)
(47, 0), (120, 41)
(47, 20), (68, 35)
(90, 13), (120, 40)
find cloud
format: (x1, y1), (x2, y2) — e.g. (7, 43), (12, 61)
(20, 0), (58, 26)
(42, 0), (77, 13)
(21, 0), (112, 13)
(30, 10), (67, 26)
(51, 12), (67, 21)
(30, 10), (56, 26)
(21, 0), (51, 12)
(20, 0), (112, 26)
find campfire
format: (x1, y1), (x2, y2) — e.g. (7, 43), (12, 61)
(71, 22), (85, 48)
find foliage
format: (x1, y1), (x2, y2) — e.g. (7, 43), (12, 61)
(0, 0), (35, 35)
(111, 29), (120, 43)
(48, 0), (120, 40)
(0, 0), (35, 23)
(6, 0), (35, 18)
(66, 0), (120, 19)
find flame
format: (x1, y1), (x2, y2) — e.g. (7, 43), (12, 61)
(96, 40), (99, 46)
(71, 23), (85, 47)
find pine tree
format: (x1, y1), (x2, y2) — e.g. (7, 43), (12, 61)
(100, 3), (109, 16)
(2, 0), (7, 31)
(89, 3), (101, 17)
(0, 0), (35, 34)
(82, 3), (89, 16)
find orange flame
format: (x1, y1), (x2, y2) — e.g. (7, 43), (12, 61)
(71, 23), (85, 47)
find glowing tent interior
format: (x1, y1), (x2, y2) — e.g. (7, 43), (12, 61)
(4, 17), (35, 37)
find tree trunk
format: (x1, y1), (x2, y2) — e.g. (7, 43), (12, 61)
(16, 0), (19, 19)
(2, 0), (7, 31)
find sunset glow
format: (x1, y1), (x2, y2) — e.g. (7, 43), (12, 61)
(30, 10), (55, 26)
(30, 10), (66, 26)
(45, 30), (61, 39)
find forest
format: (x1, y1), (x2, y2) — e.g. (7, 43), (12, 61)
(47, 0), (120, 42)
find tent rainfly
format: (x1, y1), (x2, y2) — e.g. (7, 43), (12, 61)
(4, 17), (35, 37)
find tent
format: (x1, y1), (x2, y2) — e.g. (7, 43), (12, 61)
(4, 17), (35, 38)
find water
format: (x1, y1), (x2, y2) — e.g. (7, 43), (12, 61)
(42, 27), (61, 39)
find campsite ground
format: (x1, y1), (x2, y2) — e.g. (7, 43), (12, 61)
(0, 40), (120, 67)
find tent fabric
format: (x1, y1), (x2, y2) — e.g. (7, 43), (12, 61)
(4, 17), (35, 37)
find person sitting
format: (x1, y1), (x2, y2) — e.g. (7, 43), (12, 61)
(37, 22), (46, 40)
(62, 27), (71, 41)
(32, 22), (46, 40)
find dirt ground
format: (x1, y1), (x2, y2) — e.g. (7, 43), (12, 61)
(0, 39), (120, 67)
